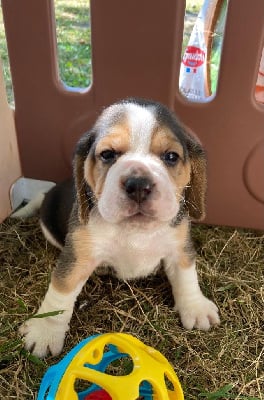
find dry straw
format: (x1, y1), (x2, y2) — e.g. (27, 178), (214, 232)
(0, 218), (263, 399)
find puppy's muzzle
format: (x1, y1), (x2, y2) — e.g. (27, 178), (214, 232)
(122, 176), (154, 204)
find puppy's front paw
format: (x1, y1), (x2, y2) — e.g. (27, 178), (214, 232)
(175, 294), (220, 331)
(19, 318), (67, 358)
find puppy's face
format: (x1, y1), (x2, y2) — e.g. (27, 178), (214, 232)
(75, 99), (206, 225)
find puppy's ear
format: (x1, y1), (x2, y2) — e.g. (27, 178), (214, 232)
(73, 131), (96, 224)
(185, 134), (207, 221)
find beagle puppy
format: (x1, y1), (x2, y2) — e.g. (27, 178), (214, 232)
(20, 98), (219, 358)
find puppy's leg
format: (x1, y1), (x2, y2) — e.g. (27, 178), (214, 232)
(19, 280), (85, 358)
(165, 254), (220, 331)
(19, 227), (97, 358)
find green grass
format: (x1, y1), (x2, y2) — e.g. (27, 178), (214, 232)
(55, 0), (92, 88)
(0, 3), (13, 104)
(186, 0), (204, 14)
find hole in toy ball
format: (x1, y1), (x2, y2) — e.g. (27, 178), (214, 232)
(139, 380), (154, 399)
(164, 374), (174, 391)
(74, 378), (93, 394)
(105, 355), (134, 376)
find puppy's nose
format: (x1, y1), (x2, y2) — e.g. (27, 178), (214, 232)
(123, 176), (153, 203)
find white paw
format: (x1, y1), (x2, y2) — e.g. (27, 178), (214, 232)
(19, 318), (67, 358)
(175, 294), (220, 331)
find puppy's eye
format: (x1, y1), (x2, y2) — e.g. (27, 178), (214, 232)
(161, 151), (179, 166)
(100, 150), (118, 164)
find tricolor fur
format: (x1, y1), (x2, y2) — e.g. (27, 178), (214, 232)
(20, 98), (219, 357)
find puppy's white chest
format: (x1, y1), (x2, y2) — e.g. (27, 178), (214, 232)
(90, 220), (175, 280)
(110, 232), (164, 279)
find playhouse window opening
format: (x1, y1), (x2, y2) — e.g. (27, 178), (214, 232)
(256, 48), (264, 104)
(0, 4), (14, 105)
(179, 0), (228, 102)
(55, 0), (92, 89)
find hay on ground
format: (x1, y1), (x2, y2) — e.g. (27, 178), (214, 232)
(0, 218), (263, 399)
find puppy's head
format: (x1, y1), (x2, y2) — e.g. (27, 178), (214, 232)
(74, 98), (206, 226)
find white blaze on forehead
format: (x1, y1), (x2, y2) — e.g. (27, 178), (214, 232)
(94, 103), (126, 140)
(125, 103), (157, 153)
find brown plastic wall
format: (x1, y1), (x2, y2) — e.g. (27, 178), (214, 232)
(2, 0), (264, 229)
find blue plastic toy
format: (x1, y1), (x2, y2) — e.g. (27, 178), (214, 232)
(37, 333), (184, 400)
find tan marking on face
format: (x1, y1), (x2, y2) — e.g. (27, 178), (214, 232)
(52, 226), (97, 294)
(170, 160), (191, 202)
(95, 122), (131, 155)
(150, 127), (184, 159)
(150, 127), (191, 199)
(84, 122), (131, 198)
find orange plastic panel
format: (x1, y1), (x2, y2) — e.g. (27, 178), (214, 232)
(2, 0), (264, 228)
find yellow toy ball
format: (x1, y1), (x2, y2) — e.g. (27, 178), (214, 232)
(38, 333), (184, 400)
